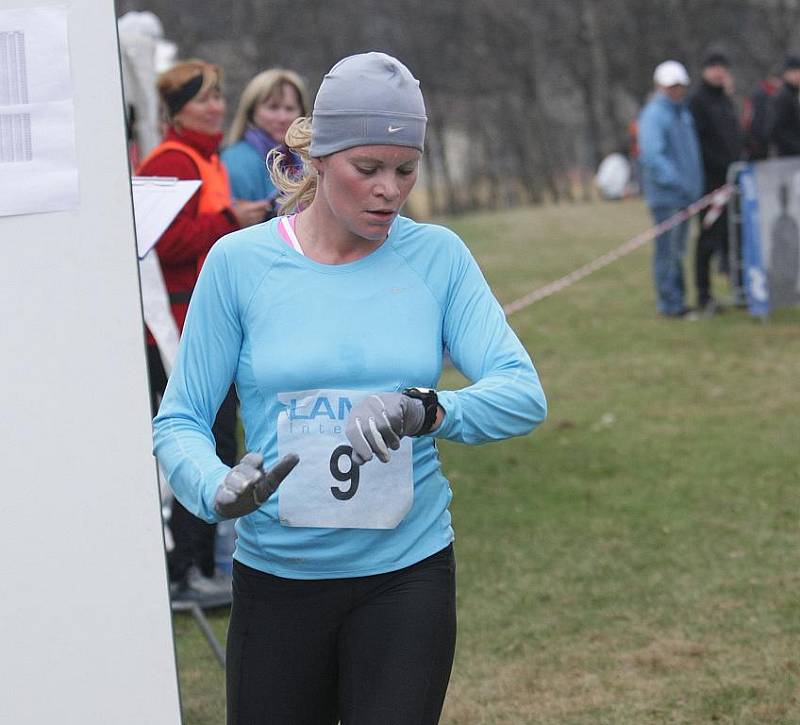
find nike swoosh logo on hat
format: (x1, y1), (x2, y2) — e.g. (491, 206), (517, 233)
(387, 125), (404, 133)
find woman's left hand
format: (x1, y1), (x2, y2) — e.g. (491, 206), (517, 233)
(345, 393), (426, 465)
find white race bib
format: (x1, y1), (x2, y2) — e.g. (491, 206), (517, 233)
(276, 389), (413, 529)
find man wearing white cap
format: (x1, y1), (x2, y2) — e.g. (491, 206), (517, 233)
(638, 60), (704, 318)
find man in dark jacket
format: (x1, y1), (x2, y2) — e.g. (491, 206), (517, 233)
(689, 52), (743, 312)
(744, 72), (781, 160)
(770, 56), (800, 157)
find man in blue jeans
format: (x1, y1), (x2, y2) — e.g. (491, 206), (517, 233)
(639, 60), (704, 318)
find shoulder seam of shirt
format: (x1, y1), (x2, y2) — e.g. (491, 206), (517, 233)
(232, 231), (285, 320)
(387, 231), (448, 317)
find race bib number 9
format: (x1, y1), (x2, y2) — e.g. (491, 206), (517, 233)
(277, 389), (413, 529)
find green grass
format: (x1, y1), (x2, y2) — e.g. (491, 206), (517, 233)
(173, 199), (800, 724)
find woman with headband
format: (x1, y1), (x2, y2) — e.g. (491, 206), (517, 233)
(138, 59), (266, 597)
(154, 52), (547, 724)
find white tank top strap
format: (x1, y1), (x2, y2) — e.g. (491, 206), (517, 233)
(279, 214), (305, 256)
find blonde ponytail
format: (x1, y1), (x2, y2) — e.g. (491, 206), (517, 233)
(268, 117), (317, 214)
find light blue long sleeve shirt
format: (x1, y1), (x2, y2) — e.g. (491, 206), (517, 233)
(153, 215), (546, 579)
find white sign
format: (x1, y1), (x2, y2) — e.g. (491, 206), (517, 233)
(0, 2), (181, 723)
(0, 5), (79, 217)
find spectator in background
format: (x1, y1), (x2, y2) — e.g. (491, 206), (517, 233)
(689, 51), (743, 313)
(137, 59), (268, 600)
(743, 69), (781, 160)
(638, 60), (704, 318)
(626, 118), (641, 195)
(769, 55), (800, 157)
(222, 69), (309, 215)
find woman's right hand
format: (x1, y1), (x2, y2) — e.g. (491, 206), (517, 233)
(214, 452), (299, 519)
(231, 199), (271, 228)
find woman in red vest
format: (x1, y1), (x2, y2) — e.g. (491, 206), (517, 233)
(138, 59), (266, 599)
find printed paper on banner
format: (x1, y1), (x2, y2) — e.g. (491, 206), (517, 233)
(0, 5), (79, 217)
(276, 389), (413, 529)
(751, 158), (800, 311)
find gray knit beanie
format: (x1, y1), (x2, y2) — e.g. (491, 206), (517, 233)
(310, 52), (427, 157)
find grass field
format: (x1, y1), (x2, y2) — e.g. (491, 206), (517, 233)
(173, 199), (800, 724)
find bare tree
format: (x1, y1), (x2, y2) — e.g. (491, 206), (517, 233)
(116, 0), (800, 213)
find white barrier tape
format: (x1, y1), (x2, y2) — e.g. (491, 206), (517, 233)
(503, 184), (734, 317)
(702, 184), (733, 229)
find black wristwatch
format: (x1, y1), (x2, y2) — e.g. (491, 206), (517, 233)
(402, 387), (439, 436)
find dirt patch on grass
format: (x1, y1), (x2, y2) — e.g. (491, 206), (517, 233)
(620, 632), (709, 675)
(444, 628), (800, 723)
(441, 631), (774, 725)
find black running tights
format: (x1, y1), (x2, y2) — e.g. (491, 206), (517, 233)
(226, 545), (456, 725)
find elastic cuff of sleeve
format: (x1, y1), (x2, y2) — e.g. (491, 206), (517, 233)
(431, 390), (461, 440)
(201, 466), (231, 523)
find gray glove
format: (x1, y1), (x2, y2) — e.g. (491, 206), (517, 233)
(214, 452), (299, 519)
(345, 393), (425, 465)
